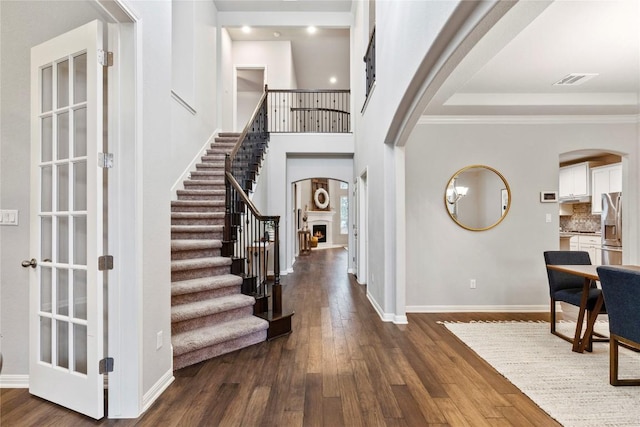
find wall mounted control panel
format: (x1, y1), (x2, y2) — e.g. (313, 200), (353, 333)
(0, 210), (19, 226)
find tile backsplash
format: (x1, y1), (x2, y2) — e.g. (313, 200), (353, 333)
(559, 203), (601, 232)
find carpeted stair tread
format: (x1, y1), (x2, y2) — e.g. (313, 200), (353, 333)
(218, 132), (241, 138)
(171, 200), (225, 207)
(171, 256), (231, 272)
(171, 225), (224, 233)
(172, 316), (268, 356)
(171, 274), (242, 296)
(171, 293), (255, 322)
(177, 188), (226, 195)
(172, 212), (225, 219)
(171, 239), (222, 251)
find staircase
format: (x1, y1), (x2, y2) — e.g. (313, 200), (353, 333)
(170, 133), (268, 370)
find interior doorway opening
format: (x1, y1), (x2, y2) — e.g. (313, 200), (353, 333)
(293, 178), (350, 256)
(235, 67), (265, 131)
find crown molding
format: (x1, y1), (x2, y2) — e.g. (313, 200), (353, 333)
(418, 114), (640, 125)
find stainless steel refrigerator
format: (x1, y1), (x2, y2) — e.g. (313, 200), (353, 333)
(601, 191), (622, 265)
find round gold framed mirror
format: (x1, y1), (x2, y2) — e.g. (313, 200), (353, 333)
(444, 165), (511, 231)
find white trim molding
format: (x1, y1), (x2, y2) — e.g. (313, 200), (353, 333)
(0, 375), (29, 388)
(170, 129), (221, 197)
(142, 368), (174, 414)
(418, 114), (640, 125)
(406, 304), (549, 313)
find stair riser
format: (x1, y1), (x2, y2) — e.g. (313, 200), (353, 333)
(171, 286), (239, 306)
(171, 231), (223, 240)
(171, 265), (230, 282)
(190, 173), (225, 181)
(171, 248), (221, 261)
(171, 218), (224, 226)
(171, 205), (225, 213)
(172, 330), (266, 371)
(177, 194), (226, 201)
(196, 163), (225, 169)
(172, 306), (254, 335)
(182, 184), (226, 192)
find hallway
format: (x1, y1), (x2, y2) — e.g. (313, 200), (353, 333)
(1, 248), (557, 426)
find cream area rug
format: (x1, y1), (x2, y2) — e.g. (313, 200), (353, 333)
(443, 321), (640, 427)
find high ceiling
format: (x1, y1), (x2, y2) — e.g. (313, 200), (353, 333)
(216, 1), (639, 115)
(426, 0), (640, 116)
(226, 27), (350, 89)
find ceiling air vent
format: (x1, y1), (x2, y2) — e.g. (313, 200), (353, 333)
(553, 73), (598, 86)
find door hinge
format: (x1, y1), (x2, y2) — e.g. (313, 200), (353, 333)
(98, 255), (113, 271)
(99, 357), (114, 374)
(98, 153), (114, 168)
(98, 50), (114, 67)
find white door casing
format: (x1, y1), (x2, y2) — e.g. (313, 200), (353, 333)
(29, 20), (106, 420)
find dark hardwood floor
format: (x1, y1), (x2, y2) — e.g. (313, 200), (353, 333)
(1, 247), (559, 426)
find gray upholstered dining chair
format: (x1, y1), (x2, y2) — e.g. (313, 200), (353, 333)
(544, 251), (607, 351)
(597, 266), (640, 386)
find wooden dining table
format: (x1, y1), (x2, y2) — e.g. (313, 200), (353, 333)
(546, 264), (640, 353)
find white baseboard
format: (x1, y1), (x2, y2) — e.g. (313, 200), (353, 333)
(170, 128), (222, 198)
(0, 374), (29, 388)
(142, 368), (174, 414)
(406, 305), (549, 313)
(394, 314), (408, 324)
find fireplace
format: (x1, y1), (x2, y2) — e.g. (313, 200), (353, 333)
(312, 224), (327, 243)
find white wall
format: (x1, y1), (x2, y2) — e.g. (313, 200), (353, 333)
(0, 0), (111, 381)
(170, 0), (219, 189)
(229, 41), (297, 130)
(351, 0), (463, 320)
(263, 134), (354, 275)
(405, 120), (638, 311)
(0, 0), (223, 416)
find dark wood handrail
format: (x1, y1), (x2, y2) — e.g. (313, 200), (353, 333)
(269, 89), (350, 94)
(225, 171), (279, 223)
(228, 85), (269, 163)
(290, 107), (350, 115)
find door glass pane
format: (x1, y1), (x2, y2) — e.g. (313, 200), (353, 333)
(57, 60), (69, 108)
(41, 217), (52, 261)
(40, 317), (52, 364)
(41, 116), (53, 162)
(57, 164), (69, 211)
(41, 66), (53, 113)
(57, 269), (69, 316)
(73, 108), (87, 157)
(40, 267), (52, 313)
(41, 166), (52, 212)
(73, 216), (87, 265)
(73, 54), (87, 104)
(56, 320), (69, 369)
(57, 112), (69, 160)
(73, 324), (87, 375)
(73, 270), (87, 320)
(73, 162), (87, 211)
(57, 217), (69, 263)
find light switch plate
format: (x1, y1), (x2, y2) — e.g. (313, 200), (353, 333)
(0, 210), (18, 226)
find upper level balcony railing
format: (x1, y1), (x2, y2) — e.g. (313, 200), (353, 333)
(268, 89), (351, 133)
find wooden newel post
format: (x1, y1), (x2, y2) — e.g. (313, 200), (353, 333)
(272, 218), (281, 314)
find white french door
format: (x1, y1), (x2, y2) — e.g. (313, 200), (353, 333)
(28, 20), (106, 420)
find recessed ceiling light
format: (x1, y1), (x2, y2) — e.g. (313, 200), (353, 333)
(242, 26), (251, 34)
(330, 77), (337, 84)
(307, 26), (317, 35)
(273, 31), (281, 38)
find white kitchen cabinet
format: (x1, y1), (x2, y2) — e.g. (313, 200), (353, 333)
(579, 235), (601, 265)
(569, 236), (579, 251)
(559, 163), (590, 199)
(591, 163), (622, 214)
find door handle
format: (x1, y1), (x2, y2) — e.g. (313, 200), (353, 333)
(21, 258), (38, 269)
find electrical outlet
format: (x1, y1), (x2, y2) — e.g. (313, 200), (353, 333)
(156, 331), (163, 350)
(470, 279), (476, 289)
